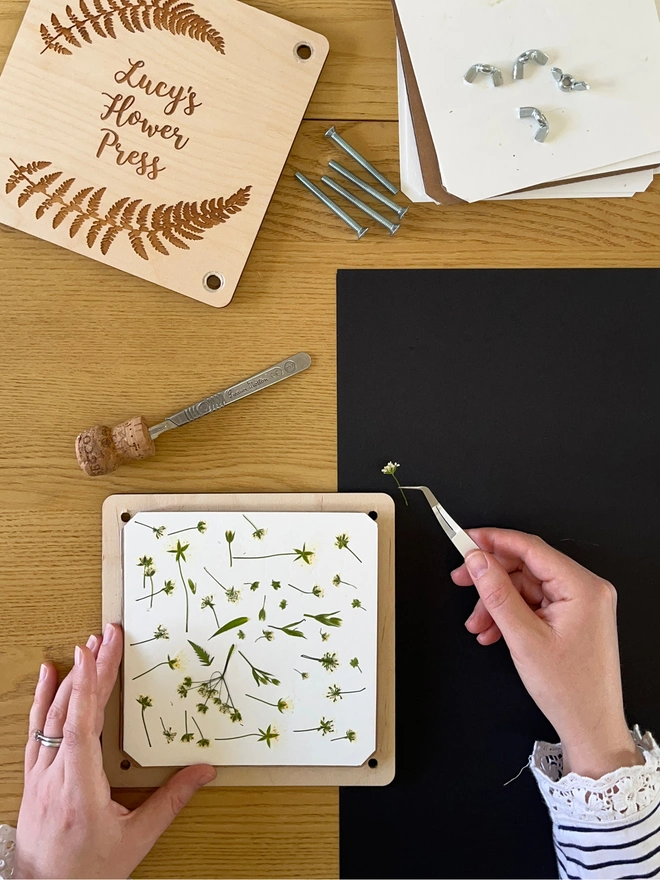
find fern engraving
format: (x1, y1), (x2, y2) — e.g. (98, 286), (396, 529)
(6, 159), (251, 261)
(39, 0), (225, 56)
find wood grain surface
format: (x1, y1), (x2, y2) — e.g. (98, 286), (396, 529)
(2, 0), (660, 877)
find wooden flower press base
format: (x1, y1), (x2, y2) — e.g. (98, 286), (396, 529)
(101, 492), (395, 788)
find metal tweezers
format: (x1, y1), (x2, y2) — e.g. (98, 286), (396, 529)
(402, 485), (480, 558)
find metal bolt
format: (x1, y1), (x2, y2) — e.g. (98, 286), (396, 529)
(518, 107), (550, 143)
(513, 49), (549, 80)
(321, 176), (400, 235)
(328, 160), (408, 220)
(464, 63), (504, 87)
(551, 67), (589, 92)
(294, 171), (368, 239)
(324, 126), (398, 195)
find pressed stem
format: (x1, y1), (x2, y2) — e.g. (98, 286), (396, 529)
(129, 637), (156, 646)
(222, 644), (235, 677)
(136, 587), (167, 602)
(132, 661), (167, 680)
(149, 574), (155, 609)
(191, 716), (205, 739)
(184, 710), (189, 735)
(243, 515), (258, 530)
(300, 655), (321, 663)
(136, 521), (156, 532)
(169, 527), (196, 536)
(343, 688), (366, 695)
(245, 693), (276, 708)
(348, 546), (362, 563)
(204, 567), (228, 592)
(141, 707), (152, 747)
(142, 570), (146, 591)
(331, 735), (350, 741)
(293, 727), (319, 733)
(177, 559), (189, 633)
(288, 583), (312, 594)
(237, 552), (294, 561)
(215, 732), (258, 741)
(210, 606), (220, 629)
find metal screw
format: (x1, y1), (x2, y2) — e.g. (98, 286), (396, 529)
(321, 176), (400, 235)
(327, 160), (408, 220)
(464, 63), (504, 87)
(518, 107), (550, 143)
(294, 172), (368, 239)
(551, 67), (589, 91)
(324, 126), (398, 195)
(513, 49), (549, 80)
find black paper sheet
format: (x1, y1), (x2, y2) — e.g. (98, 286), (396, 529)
(337, 269), (660, 880)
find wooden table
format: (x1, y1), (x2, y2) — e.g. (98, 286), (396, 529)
(1, 0), (660, 876)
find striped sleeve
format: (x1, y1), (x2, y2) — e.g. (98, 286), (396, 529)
(531, 728), (660, 879)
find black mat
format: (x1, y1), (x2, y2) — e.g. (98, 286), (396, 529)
(336, 269), (660, 880)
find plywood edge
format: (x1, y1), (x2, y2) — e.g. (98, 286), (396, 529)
(102, 493), (395, 788)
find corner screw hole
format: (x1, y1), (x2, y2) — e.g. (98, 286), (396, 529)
(203, 272), (225, 292)
(120, 759), (131, 770)
(368, 758), (378, 769)
(120, 511), (131, 523)
(295, 42), (313, 61)
(368, 511), (378, 520)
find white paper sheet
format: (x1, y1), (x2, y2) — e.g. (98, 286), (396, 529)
(397, 49), (654, 201)
(395, 0), (660, 202)
(123, 511), (378, 767)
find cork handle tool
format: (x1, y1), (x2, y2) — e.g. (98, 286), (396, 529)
(75, 352), (312, 477)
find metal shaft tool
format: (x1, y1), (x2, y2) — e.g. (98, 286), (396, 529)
(75, 353), (312, 476)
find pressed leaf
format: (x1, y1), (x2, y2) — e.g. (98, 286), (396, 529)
(188, 640), (214, 667)
(17, 187), (36, 208)
(100, 225), (119, 254)
(53, 177), (75, 198)
(147, 230), (169, 255)
(51, 204), (71, 226)
(79, 23), (92, 42)
(71, 186), (93, 206)
(69, 213), (86, 237)
(129, 231), (148, 260)
(88, 187), (106, 215)
(86, 219), (104, 247)
(210, 616), (249, 639)
(187, 578), (197, 595)
(90, 18), (106, 36)
(106, 196), (130, 223)
(120, 198), (140, 225)
(136, 202), (151, 226)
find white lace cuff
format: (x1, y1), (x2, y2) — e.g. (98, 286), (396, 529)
(0, 825), (15, 880)
(531, 726), (660, 825)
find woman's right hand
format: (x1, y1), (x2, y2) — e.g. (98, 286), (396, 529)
(452, 528), (643, 779)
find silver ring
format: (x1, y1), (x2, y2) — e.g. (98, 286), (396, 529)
(34, 729), (63, 748)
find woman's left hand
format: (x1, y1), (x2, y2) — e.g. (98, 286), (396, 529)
(15, 624), (216, 879)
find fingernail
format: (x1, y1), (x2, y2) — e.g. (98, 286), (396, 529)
(103, 623), (115, 645)
(74, 646), (82, 666)
(39, 663), (48, 682)
(465, 611), (475, 627)
(86, 634), (98, 650)
(466, 551), (488, 579)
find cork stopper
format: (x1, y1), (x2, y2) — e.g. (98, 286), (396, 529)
(75, 416), (156, 476)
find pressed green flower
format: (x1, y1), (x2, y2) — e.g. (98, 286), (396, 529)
(326, 684), (366, 702)
(136, 695), (153, 747)
(259, 596), (266, 621)
(246, 581), (260, 591)
(332, 573), (357, 588)
(226, 587), (241, 604)
(288, 583), (323, 598)
(305, 612), (342, 628)
(196, 702), (209, 714)
(237, 629), (246, 640)
(271, 580), (281, 590)
(163, 580), (176, 595)
(177, 684), (190, 698)
(351, 599), (366, 611)
(332, 729), (357, 742)
(198, 737), (211, 748)
(294, 668), (309, 680)
(320, 630), (330, 642)
(225, 530), (235, 567)
(237, 545), (314, 565)
(350, 657), (362, 673)
(230, 708), (242, 723)
(246, 693), (293, 713)
(301, 652), (339, 672)
(201, 594), (220, 629)
(294, 717), (335, 736)
(255, 629), (274, 643)
(243, 515), (266, 540)
(168, 541), (192, 632)
(335, 533), (362, 563)
(215, 724), (279, 748)
(160, 717), (176, 743)
(132, 653), (182, 680)
(279, 599), (287, 610)
(181, 732), (195, 742)
(381, 461), (409, 505)
(144, 566), (156, 578)
(239, 651), (279, 687)
(135, 522), (166, 538)
(137, 556), (154, 568)
(130, 624), (170, 646)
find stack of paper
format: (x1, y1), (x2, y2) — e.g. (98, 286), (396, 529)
(394, 0), (660, 203)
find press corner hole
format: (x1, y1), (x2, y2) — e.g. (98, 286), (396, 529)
(120, 759), (131, 770)
(368, 758), (378, 769)
(203, 272), (225, 292)
(368, 510), (378, 520)
(295, 42), (313, 61)
(120, 511), (131, 523)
